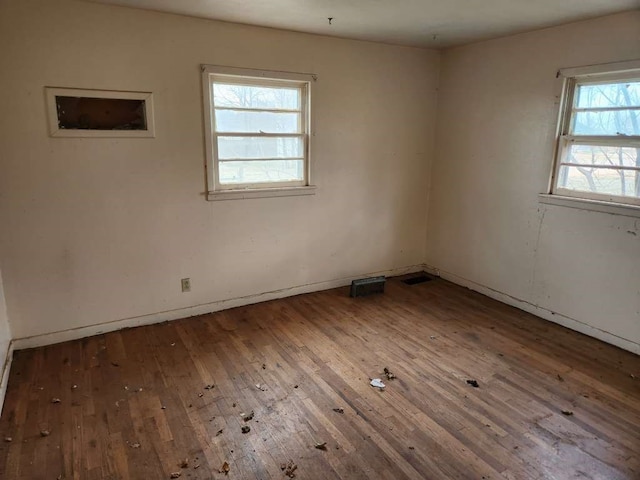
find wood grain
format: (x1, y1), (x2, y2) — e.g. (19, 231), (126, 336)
(0, 277), (638, 479)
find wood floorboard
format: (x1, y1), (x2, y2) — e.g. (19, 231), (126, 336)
(0, 277), (639, 479)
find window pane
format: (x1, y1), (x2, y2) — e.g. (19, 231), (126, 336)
(572, 109), (640, 136)
(575, 81), (640, 109)
(217, 136), (303, 160)
(219, 160), (304, 184)
(557, 165), (640, 198)
(564, 144), (639, 168)
(213, 83), (300, 110)
(215, 110), (300, 133)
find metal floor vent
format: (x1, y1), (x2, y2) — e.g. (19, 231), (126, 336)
(402, 273), (435, 285)
(350, 276), (386, 297)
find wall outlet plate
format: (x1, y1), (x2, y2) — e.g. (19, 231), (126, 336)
(181, 278), (191, 292)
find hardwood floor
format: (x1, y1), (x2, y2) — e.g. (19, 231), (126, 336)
(0, 277), (638, 479)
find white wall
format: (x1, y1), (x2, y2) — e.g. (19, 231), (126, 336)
(0, 0), (439, 340)
(427, 12), (640, 352)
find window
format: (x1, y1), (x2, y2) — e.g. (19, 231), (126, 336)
(202, 65), (315, 200)
(552, 60), (640, 207)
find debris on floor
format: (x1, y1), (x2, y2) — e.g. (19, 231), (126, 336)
(179, 458), (189, 468)
(216, 429), (224, 436)
(255, 384), (267, 391)
(204, 384), (215, 390)
(466, 380), (479, 388)
(51, 398), (61, 404)
(561, 410), (574, 416)
(557, 374), (565, 382)
(262, 364), (266, 370)
(131, 442), (141, 449)
(314, 442), (327, 450)
(383, 367), (396, 380)
(370, 378), (386, 390)
(241, 426), (251, 434)
(332, 408), (344, 414)
(169, 472), (181, 479)
(429, 336), (436, 340)
(409, 446), (415, 450)
(281, 460), (297, 478)
(241, 410), (255, 422)
(193, 464), (200, 470)
(219, 461), (230, 475)
(198, 393), (204, 398)
(71, 384), (78, 390)
(4, 437), (11, 442)
(40, 430), (50, 437)
(111, 362), (120, 367)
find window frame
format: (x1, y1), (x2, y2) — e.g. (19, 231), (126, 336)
(201, 65), (315, 200)
(550, 59), (640, 207)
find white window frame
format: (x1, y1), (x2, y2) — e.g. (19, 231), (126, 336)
(549, 59), (640, 209)
(201, 65), (316, 201)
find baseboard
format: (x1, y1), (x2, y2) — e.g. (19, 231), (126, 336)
(12, 264), (425, 351)
(430, 266), (640, 355)
(0, 341), (14, 415)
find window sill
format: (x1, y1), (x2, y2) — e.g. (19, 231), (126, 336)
(538, 194), (640, 218)
(207, 185), (316, 201)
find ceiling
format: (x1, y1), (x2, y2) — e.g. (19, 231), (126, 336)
(86, 0), (639, 48)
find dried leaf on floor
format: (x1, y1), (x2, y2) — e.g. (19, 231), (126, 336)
(255, 384), (267, 391)
(131, 442), (141, 448)
(40, 430), (50, 437)
(204, 384), (215, 390)
(240, 410), (255, 422)
(4, 437), (11, 442)
(466, 379), (479, 388)
(383, 367), (396, 380)
(179, 458), (189, 468)
(314, 442), (327, 450)
(332, 408), (344, 414)
(557, 374), (565, 382)
(219, 461), (230, 475)
(169, 473), (181, 479)
(111, 362), (120, 367)
(262, 364), (266, 370)
(561, 410), (574, 416)
(241, 426), (251, 434)
(281, 460), (297, 478)
(198, 393), (204, 398)
(216, 429), (224, 436)
(51, 398), (61, 404)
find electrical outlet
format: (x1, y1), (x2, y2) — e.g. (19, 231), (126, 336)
(181, 278), (191, 292)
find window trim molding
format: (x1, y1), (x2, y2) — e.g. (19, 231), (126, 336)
(545, 58), (640, 211)
(201, 64), (316, 201)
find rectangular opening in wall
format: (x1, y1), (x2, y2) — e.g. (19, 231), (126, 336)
(45, 87), (155, 138)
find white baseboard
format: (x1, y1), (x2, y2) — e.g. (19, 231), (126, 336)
(431, 266), (640, 355)
(0, 341), (14, 415)
(12, 264), (425, 351)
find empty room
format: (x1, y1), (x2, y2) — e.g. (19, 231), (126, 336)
(0, 0), (639, 478)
